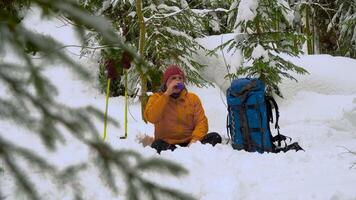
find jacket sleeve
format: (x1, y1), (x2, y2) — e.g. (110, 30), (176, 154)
(144, 93), (170, 123)
(190, 95), (208, 142)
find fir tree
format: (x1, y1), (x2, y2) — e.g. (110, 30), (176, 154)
(328, 0), (356, 58)
(303, 0), (337, 55)
(223, 0), (308, 97)
(187, 0), (232, 35)
(0, 1), (195, 199)
(289, 0), (355, 58)
(290, 0), (333, 55)
(79, 0), (215, 120)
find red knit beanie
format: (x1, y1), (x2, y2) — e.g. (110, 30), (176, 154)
(162, 64), (185, 84)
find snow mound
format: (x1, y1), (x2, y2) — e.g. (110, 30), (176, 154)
(280, 55), (356, 100)
(196, 35), (356, 102)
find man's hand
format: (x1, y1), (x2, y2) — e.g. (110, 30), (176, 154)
(164, 80), (181, 96)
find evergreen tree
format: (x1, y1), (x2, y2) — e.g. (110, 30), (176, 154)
(223, 0), (308, 97)
(79, 0), (139, 97)
(78, 2), (213, 89)
(290, 0), (355, 58)
(328, 0), (356, 58)
(0, 1), (195, 199)
(307, 0), (337, 55)
(79, 0), (216, 120)
(290, 0), (334, 55)
(187, 0), (233, 35)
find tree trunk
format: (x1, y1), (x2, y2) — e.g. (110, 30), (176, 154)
(311, 9), (316, 54)
(314, 14), (320, 54)
(305, 4), (313, 54)
(136, 0), (148, 122)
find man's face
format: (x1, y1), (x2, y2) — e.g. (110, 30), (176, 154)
(166, 74), (184, 93)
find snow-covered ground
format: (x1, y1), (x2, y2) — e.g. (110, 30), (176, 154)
(1, 10), (356, 200)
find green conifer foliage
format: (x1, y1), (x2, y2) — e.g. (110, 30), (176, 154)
(329, 0), (356, 58)
(290, 0), (355, 58)
(187, 0), (232, 35)
(80, 0), (212, 96)
(225, 0), (308, 97)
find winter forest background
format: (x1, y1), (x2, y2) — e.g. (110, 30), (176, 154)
(1, 0), (356, 200)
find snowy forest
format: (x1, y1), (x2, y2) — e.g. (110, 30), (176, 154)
(1, 0), (356, 200)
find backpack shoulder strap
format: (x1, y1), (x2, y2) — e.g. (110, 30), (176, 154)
(265, 95), (279, 129)
(226, 112), (231, 144)
(265, 95), (305, 153)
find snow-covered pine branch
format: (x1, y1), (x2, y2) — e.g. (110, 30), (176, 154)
(224, 0), (308, 97)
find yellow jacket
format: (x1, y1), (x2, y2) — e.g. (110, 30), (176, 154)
(144, 90), (208, 144)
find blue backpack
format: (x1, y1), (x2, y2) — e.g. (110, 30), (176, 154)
(226, 78), (304, 153)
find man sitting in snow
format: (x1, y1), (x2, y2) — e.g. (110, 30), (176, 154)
(144, 64), (222, 153)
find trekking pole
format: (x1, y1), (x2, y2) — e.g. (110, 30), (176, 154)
(120, 69), (128, 139)
(103, 59), (118, 141)
(103, 78), (111, 140)
(120, 51), (132, 139)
